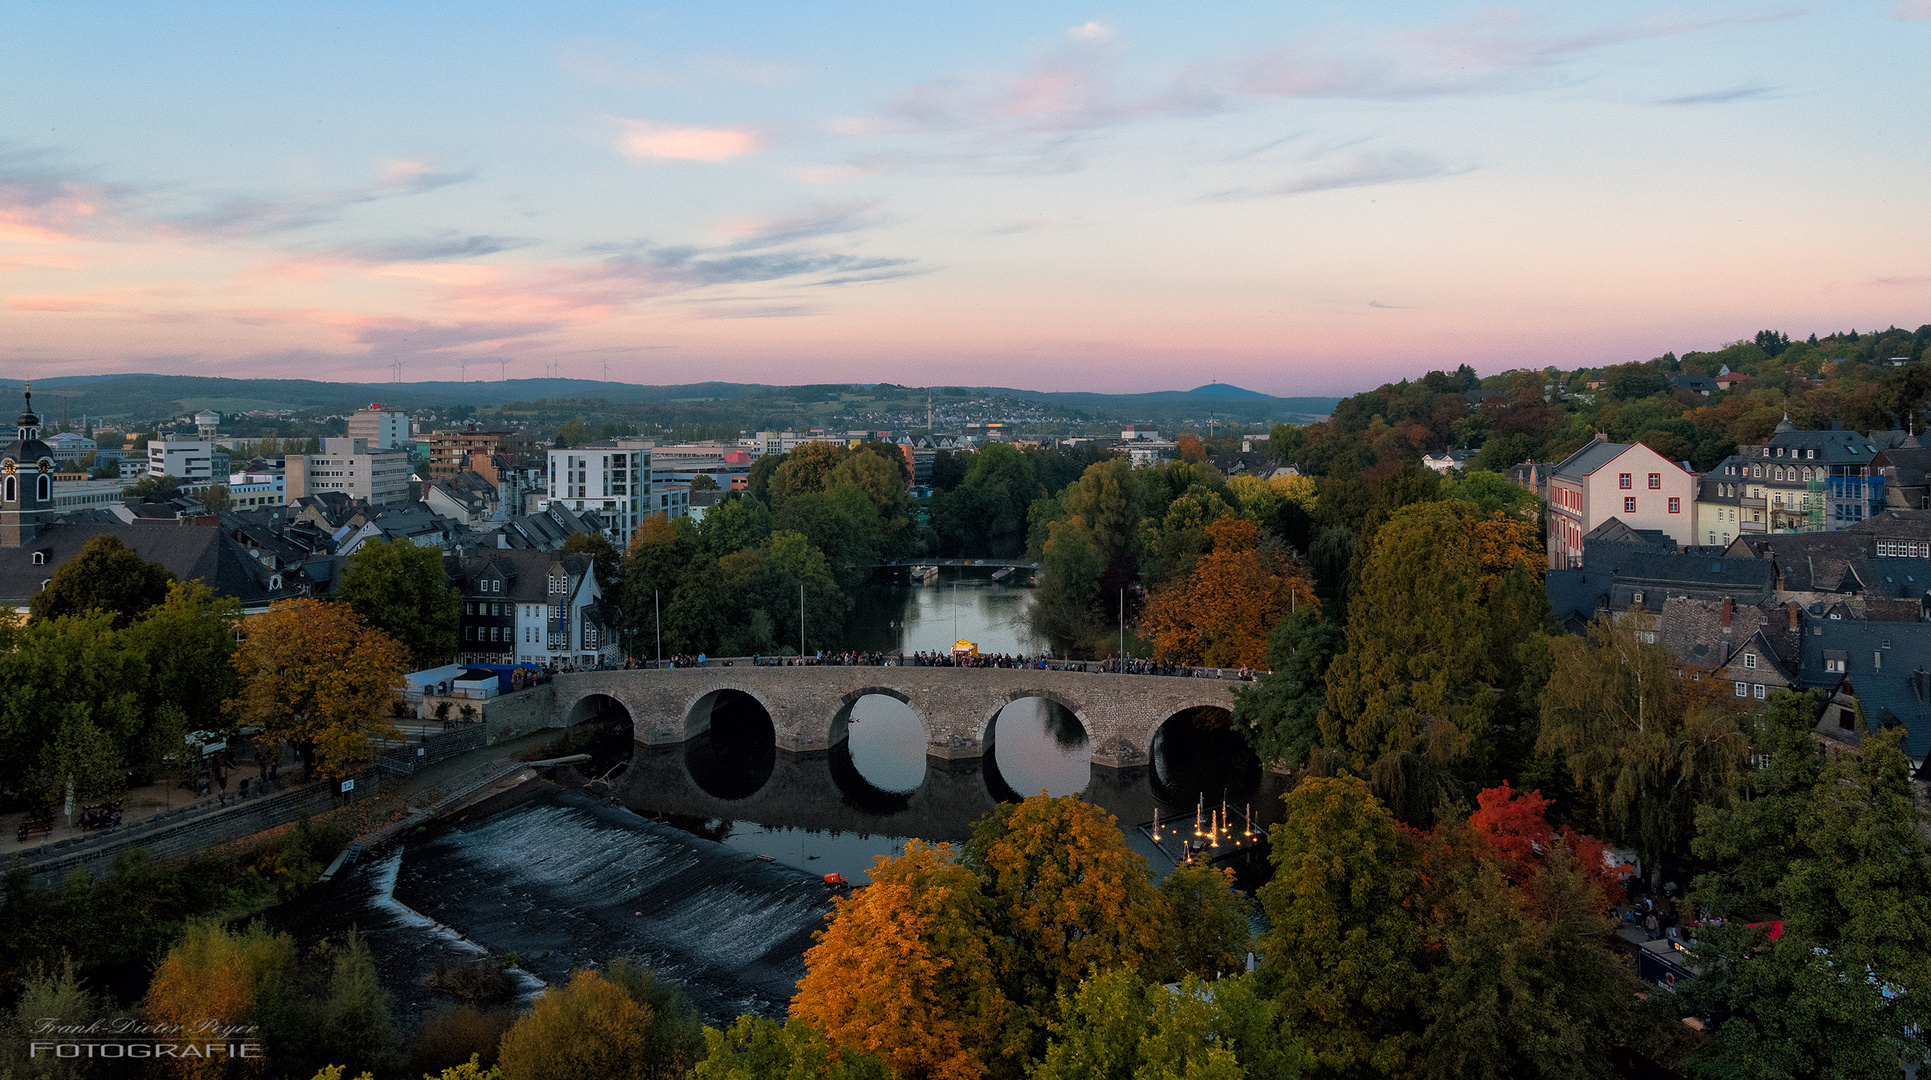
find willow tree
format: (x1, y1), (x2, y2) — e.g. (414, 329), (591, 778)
(1538, 613), (1746, 881)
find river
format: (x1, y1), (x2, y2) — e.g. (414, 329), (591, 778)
(270, 573), (1283, 1028)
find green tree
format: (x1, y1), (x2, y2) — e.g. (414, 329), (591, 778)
(123, 473), (183, 500)
(1160, 862), (1255, 980)
(0, 611), (147, 803)
(603, 957), (705, 1080)
(1539, 613), (1746, 881)
(28, 534), (175, 628)
(1319, 501), (1544, 797)
(1257, 775), (1421, 1080)
(144, 919), (299, 1080)
(0, 956), (120, 1080)
(694, 1017), (887, 1080)
(698, 493), (775, 557)
(336, 538), (461, 668)
(124, 580), (241, 736)
(317, 929), (399, 1079)
(562, 531), (622, 594)
(1438, 470), (1535, 517)
(1032, 969), (1245, 1080)
(1684, 722), (1931, 1077)
(200, 483), (232, 512)
(1231, 602), (1343, 768)
(1029, 519), (1106, 657)
(768, 441), (849, 510)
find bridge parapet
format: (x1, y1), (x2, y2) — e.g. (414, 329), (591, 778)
(552, 667), (1240, 769)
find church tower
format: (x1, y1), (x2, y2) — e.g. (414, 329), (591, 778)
(1, 385), (56, 547)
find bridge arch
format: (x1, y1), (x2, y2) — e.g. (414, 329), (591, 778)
(1147, 699), (1259, 808)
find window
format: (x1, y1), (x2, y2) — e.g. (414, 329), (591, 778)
(1632, 591), (1645, 604)
(1619, 473), (1632, 489)
(1838, 708), (1854, 730)
(1743, 653), (1756, 669)
(2, 476), (12, 502)
(30, 551), (43, 565)
(1754, 684), (1766, 699)
(1648, 473), (1661, 489)
(1735, 682), (1748, 697)
(1668, 497), (1681, 513)
(34, 474), (48, 501)
(1825, 658), (1846, 673)
(1624, 497), (1636, 513)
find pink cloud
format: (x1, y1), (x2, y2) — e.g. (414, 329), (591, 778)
(617, 120), (762, 163)
(1897, 0), (1931, 18)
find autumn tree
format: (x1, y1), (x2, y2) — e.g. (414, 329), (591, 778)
(497, 970), (656, 1080)
(1319, 500), (1543, 796)
(144, 919), (298, 1080)
(1539, 613), (1746, 881)
(1408, 786), (1641, 1080)
(791, 840), (1010, 1080)
(229, 599), (407, 780)
(337, 538), (461, 668)
(28, 534), (175, 628)
(963, 795), (1174, 1062)
(1257, 775), (1421, 1079)
(1143, 517), (1316, 668)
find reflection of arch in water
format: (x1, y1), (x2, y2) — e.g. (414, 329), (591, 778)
(1148, 705), (1260, 808)
(984, 696), (1091, 802)
(826, 690), (930, 813)
(682, 688), (777, 801)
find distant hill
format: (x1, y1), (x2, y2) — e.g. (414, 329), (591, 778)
(1186, 383), (1267, 397)
(0, 374), (1336, 430)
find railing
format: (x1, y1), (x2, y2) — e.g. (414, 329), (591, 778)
(622, 655), (1265, 681)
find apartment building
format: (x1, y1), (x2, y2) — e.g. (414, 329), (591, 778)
(1698, 419), (1890, 534)
(542, 444), (650, 541)
(1546, 436), (1697, 568)
(427, 426), (539, 479)
(346, 405), (412, 449)
(284, 438), (410, 505)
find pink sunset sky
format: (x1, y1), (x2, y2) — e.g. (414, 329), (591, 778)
(3, 2), (1929, 396)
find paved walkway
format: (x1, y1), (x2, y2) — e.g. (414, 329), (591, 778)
(4, 727), (564, 872)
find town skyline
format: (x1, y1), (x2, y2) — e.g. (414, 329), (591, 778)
(5, 2), (1930, 394)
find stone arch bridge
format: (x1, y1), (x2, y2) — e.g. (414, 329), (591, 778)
(551, 667), (1240, 769)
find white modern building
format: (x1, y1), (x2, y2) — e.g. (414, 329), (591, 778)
(284, 438), (410, 505)
(148, 438), (230, 484)
(225, 469), (285, 509)
(542, 443), (650, 542)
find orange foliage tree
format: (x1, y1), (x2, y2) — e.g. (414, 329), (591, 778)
(790, 840), (1009, 1080)
(1140, 517), (1317, 668)
(229, 598), (407, 781)
(143, 919), (296, 1080)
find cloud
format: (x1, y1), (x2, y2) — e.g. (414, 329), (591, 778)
(163, 160), (473, 239)
(1367, 300), (1409, 309)
(1227, 8), (1799, 100)
(1067, 21), (1115, 42)
(328, 233), (536, 262)
(717, 200), (889, 250)
(1895, 0), (1931, 18)
(1210, 149), (1471, 199)
(350, 319), (562, 354)
(617, 120), (762, 162)
(1653, 83), (1776, 105)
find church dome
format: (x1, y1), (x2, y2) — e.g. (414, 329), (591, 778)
(1774, 413), (1795, 434)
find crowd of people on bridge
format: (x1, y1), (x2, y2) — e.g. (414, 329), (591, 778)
(627, 650), (1260, 680)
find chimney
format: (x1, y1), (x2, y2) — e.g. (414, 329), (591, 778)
(1788, 602), (1800, 632)
(1721, 597), (1733, 628)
